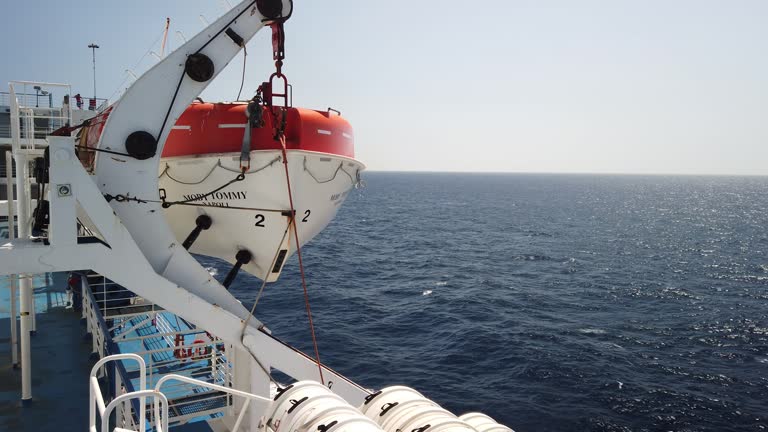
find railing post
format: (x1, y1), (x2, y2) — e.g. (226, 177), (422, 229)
(105, 390), (166, 432)
(211, 342), (217, 382)
(89, 354), (146, 432)
(4, 152), (19, 368)
(81, 279), (88, 326)
(11, 127), (33, 401)
(92, 319), (99, 361)
(154, 373), (272, 430)
(232, 397), (251, 432)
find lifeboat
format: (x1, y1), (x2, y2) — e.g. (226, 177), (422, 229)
(157, 101), (365, 282)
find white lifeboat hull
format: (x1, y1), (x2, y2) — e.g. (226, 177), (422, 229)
(159, 149), (364, 282)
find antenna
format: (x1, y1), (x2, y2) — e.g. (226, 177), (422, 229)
(87, 43), (100, 102)
(160, 18), (171, 58)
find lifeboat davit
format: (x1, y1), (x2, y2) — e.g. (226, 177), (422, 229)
(158, 102), (364, 282)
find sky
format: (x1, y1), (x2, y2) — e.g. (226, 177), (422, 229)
(2, 0), (767, 175)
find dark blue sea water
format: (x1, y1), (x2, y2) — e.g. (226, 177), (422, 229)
(210, 173), (768, 431)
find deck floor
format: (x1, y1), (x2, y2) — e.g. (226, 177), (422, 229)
(0, 272), (92, 431)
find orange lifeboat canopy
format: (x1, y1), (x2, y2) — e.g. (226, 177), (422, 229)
(162, 103), (355, 159)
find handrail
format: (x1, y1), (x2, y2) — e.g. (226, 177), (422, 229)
(103, 390), (168, 432)
(89, 353), (147, 432)
(82, 274), (236, 428)
(83, 275), (146, 430)
(154, 374), (271, 432)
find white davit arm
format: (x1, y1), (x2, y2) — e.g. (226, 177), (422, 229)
(88, 0), (368, 403)
(93, 0), (291, 321)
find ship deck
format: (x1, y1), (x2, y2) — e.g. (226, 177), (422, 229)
(0, 272), (222, 431)
(0, 272), (92, 431)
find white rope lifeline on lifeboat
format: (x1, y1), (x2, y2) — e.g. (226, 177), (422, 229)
(159, 156), (282, 185)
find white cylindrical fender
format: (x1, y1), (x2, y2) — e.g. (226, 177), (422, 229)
(379, 399), (439, 431)
(459, 413), (514, 432)
(359, 385), (427, 419)
(304, 414), (383, 432)
(427, 419), (480, 432)
(281, 394), (352, 431)
(266, 381), (336, 428)
(265, 381), (384, 432)
(395, 409), (462, 432)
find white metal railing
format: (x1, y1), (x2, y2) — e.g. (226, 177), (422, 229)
(89, 353), (152, 432)
(88, 356), (265, 432)
(81, 272), (236, 428)
(105, 390), (168, 432)
(132, 327), (233, 424)
(0, 151), (38, 179)
(82, 276), (109, 362)
(86, 273), (157, 318)
(154, 374), (271, 432)
(0, 91), (66, 108)
(8, 81), (74, 150)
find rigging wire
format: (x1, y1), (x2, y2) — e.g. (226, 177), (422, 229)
(236, 45), (248, 101)
(157, 0), (260, 143)
(278, 134), (325, 384)
(106, 26), (168, 102)
(160, 172), (245, 208)
(239, 218), (293, 385)
(75, 144), (132, 158)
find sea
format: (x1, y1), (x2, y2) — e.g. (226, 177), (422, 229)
(201, 172), (768, 432)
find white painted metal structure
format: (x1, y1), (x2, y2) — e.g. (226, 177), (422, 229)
(90, 354), (148, 432)
(4, 151), (19, 369)
(6, 80), (72, 401)
(91, 0), (275, 320)
(0, 1), (514, 430)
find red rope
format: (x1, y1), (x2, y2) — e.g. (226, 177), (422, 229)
(278, 134), (325, 384)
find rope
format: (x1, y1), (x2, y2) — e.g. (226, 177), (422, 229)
(239, 217), (293, 384)
(302, 157), (354, 185)
(112, 159), (287, 213)
(160, 162), (219, 185)
(278, 134), (325, 384)
(159, 157), (282, 185)
(219, 156), (281, 174)
(75, 145), (132, 158)
(156, 72), (187, 148)
(236, 45), (248, 101)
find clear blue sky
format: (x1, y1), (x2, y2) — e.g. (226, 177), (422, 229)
(2, 1), (767, 175)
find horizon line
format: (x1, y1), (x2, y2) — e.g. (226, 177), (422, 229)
(363, 169), (768, 177)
